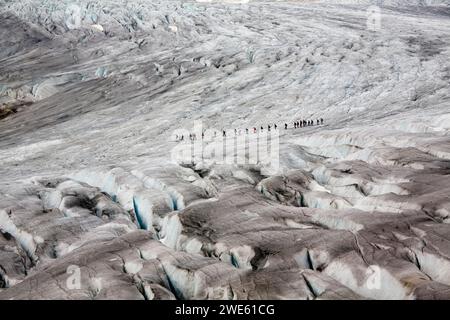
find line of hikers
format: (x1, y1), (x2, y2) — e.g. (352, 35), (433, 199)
(175, 118), (324, 141)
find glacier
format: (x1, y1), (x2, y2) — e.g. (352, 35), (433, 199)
(0, 0), (449, 300)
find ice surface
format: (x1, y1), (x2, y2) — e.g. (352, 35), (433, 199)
(0, 0), (449, 299)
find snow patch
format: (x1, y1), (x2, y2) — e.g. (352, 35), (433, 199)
(324, 260), (413, 300)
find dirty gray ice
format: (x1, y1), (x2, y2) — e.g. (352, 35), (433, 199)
(0, 0), (450, 300)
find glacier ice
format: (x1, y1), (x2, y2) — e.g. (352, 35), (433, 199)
(0, 0), (450, 300)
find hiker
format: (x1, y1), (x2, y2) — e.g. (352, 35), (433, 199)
(274, 124), (277, 130)
(317, 119), (320, 125)
(321, 118), (324, 124)
(235, 128), (238, 136)
(268, 125), (271, 132)
(285, 123), (288, 130)
(246, 128), (249, 134)
(202, 131), (205, 139)
(261, 126), (264, 132)
(180, 135), (184, 141)
(223, 130), (226, 137)
(297, 121), (300, 127)
(303, 120), (307, 126)
(294, 122), (297, 129)
(253, 127), (257, 133)
(299, 121), (303, 128)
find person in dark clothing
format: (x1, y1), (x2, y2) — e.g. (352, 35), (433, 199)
(202, 131), (205, 139)
(285, 123), (288, 130)
(181, 135), (184, 141)
(223, 130), (226, 137)
(268, 125), (271, 131)
(299, 121), (303, 128)
(274, 124), (277, 130)
(294, 122), (297, 129)
(317, 119), (320, 125)
(303, 120), (306, 126)
(297, 121), (300, 127)
(321, 118), (324, 124)
(246, 128), (249, 134)
(253, 127), (257, 133)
